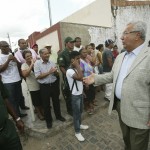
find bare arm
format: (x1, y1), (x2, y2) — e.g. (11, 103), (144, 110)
(60, 66), (66, 75)
(22, 64), (33, 78)
(107, 57), (113, 68)
(4, 97), (24, 133)
(97, 52), (102, 65)
(5, 98), (19, 121)
(72, 60), (83, 81)
(0, 55), (14, 72)
(21, 59), (35, 77)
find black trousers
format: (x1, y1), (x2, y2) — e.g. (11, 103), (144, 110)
(62, 77), (72, 114)
(18, 80), (26, 109)
(40, 80), (62, 124)
(114, 96), (150, 150)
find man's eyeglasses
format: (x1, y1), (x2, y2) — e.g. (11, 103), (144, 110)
(122, 31), (139, 35)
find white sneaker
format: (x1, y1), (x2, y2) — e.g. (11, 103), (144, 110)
(80, 124), (89, 130)
(75, 133), (85, 142)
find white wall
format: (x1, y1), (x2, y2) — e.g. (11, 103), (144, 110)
(36, 31), (59, 63)
(88, 5), (150, 51)
(88, 26), (114, 47)
(62, 0), (112, 28)
(115, 5), (150, 50)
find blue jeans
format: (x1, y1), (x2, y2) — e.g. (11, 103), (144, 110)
(71, 94), (83, 133)
(4, 81), (22, 116)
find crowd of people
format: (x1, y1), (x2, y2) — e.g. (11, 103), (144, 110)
(0, 20), (150, 150)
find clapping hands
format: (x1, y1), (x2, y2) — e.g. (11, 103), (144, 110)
(49, 67), (57, 74)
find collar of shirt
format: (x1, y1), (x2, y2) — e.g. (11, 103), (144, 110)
(64, 48), (72, 53)
(125, 43), (145, 56)
(105, 47), (111, 51)
(40, 59), (51, 64)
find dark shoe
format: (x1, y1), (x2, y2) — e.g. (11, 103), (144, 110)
(56, 116), (66, 122)
(37, 114), (45, 121)
(47, 123), (52, 129)
(21, 106), (30, 110)
(20, 113), (27, 118)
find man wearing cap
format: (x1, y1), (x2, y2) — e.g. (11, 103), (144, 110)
(45, 44), (52, 54)
(57, 37), (75, 116)
(32, 44), (38, 54)
(102, 39), (114, 101)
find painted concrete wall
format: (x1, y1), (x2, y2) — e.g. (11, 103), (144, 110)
(61, 5), (150, 52)
(115, 5), (150, 50)
(60, 22), (114, 50)
(62, 0), (112, 28)
(36, 30), (59, 63)
(33, 4), (150, 56)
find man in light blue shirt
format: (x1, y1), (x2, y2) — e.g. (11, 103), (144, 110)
(34, 48), (65, 129)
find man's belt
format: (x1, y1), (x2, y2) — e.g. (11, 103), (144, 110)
(40, 81), (56, 86)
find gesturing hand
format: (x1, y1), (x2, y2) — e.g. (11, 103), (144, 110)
(147, 120), (150, 127)
(83, 73), (95, 85)
(71, 59), (79, 68)
(31, 58), (36, 65)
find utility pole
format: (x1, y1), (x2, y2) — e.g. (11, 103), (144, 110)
(7, 33), (12, 50)
(47, 0), (52, 27)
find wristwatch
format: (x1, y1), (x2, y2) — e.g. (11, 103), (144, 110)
(16, 117), (21, 122)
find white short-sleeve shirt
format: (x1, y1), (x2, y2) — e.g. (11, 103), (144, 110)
(66, 68), (83, 95)
(0, 54), (21, 83)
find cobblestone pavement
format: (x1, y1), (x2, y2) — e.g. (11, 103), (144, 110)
(21, 84), (150, 150)
(23, 107), (125, 150)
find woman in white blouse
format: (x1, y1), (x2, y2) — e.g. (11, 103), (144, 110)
(21, 50), (44, 120)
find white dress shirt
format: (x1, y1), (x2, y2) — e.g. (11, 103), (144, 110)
(115, 43), (145, 99)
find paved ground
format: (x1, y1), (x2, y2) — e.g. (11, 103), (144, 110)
(22, 108), (124, 150)
(20, 82), (150, 150)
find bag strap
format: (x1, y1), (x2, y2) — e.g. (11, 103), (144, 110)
(70, 79), (75, 92)
(70, 68), (79, 93)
